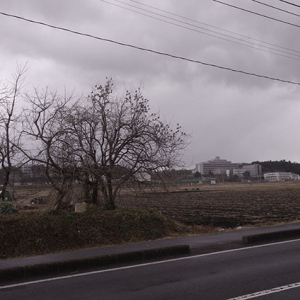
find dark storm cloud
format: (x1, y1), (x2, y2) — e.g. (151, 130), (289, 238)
(1, 0), (300, 165)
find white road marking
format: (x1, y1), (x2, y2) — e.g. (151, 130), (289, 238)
(1, 238), (300, 290)
(227, 282), (300, 299)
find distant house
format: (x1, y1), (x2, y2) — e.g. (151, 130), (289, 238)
(264, 172), (300, 181)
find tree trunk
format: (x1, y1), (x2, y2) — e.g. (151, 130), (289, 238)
(0, 169), (10, 201)
(91, 181), (98, 205)
(53, 192), (65, 211)
(101, 185), (116, 210)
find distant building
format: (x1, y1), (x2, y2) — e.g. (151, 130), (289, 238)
(194, 156), (262, 178)
(21, 164), (34, 178)
(264, 172), (300, 181)
(194, 156), (239, 175)
(233, 164), (262, 178)
(20, 163), (45, 180)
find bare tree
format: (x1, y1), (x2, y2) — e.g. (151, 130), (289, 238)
(68, 79), (187, 210)
(21, 79), (187, 211)
(0, 65), (26, 200)
(21, 88), (80, 210)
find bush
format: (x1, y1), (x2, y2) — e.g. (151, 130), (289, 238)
(0, 202), (18, 215)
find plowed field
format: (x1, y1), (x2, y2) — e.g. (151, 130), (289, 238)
(118, 181), (300, 228)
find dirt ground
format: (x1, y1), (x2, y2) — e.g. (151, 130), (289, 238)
(11, 181), (300, 228)
(117, 181), (300, 228)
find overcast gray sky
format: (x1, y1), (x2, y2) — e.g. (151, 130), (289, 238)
(1, 0), (300, 168)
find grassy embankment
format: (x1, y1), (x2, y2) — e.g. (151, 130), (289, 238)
(0, 206), (211, 259)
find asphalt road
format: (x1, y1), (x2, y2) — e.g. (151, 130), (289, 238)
(2, 238), (300, 299)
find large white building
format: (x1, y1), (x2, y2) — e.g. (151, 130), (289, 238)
(194, 156), (240, 175)
(264, 172), (300, 181)
(194, 156), (262, 178)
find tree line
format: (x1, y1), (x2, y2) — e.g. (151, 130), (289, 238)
(252, 160), (300, 175)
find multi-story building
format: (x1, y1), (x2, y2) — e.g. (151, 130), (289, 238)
(194, 156), (240, 175)
(194, 157), (262, 178)
(233, 164), (262, 178)
(21, 164), (34, 178)
(20, 163), (45, 180)
(264, 172), (300, 181)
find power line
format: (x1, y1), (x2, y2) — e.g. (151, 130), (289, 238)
(127, 0), (300, 55)
(103, 0), (300, 61)
(251, 0), (300, 17)
(212, 0), (300, 29)
(278, 0), (300, 9)
(0, 10), (300, 86)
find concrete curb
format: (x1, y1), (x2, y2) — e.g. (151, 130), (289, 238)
(242, 228), (300, 244)
(0, 244), (190, 283)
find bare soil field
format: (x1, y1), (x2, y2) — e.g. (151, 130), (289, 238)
(11, 181), (300, 228)
(117, 181), (300, 228)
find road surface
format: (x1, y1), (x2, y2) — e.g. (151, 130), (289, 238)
(2, 238), (300, 299)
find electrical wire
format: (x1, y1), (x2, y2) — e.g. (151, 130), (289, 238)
(126, 0), (300, 55)
(251, 0), (300, 17)
(0, 10), (300, 86)
(103, 0), (300, 61)
(212, 0), (300, 29)
(278, 0), (300, 9)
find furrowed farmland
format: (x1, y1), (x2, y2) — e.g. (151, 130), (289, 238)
(9, 181), (300, 229)
(118, 181), (300, 228)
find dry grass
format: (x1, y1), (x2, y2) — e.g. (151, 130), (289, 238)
(0, 207), (208, 259)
